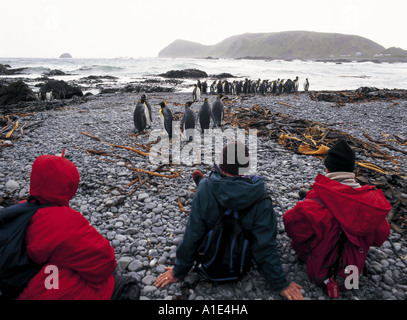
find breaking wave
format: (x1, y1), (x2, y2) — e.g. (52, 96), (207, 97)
(1, 57), (407, 91)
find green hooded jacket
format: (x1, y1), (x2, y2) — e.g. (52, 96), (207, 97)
(173, 169), (290, 293)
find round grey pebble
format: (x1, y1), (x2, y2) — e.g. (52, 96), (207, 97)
(128, 260), (143, 272)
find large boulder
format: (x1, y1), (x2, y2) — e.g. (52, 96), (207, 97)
(45, 69), (66, 76)
(0, 80), (38, 105)
(0, 64), (27, 75)
(39, 79), (83, 100)
(159, 68), (208, 79)
(211, 72), (236, 79)
(0, 64), (11, 75)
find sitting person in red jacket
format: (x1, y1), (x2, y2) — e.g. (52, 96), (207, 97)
(16, 151), (139, 300)
(283, 140), (391, 293)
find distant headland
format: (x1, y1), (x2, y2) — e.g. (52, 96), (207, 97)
(59, 53), (72, 59)
(158, 31), (407, 63)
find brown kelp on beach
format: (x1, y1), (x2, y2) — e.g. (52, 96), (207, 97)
(223, 102), (407, 236)
(0, 113), (43, 149)
(80, 131), (182, 194)
(80, 131), (191, 214)
(309, 88), (407, 106)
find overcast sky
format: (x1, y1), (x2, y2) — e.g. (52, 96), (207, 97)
(1, 0), (406, 58)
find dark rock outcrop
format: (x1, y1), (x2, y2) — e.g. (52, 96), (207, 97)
(159, 69), (208, 79)
(0, 64), (27, 75)
(0, 80), (38, 106)
(99, 84), (176, 95)
(39, 79), (83, 100)
(46, 69), (66, 76)
(210, 73), (236, 79)
(79, 75), (118, 84)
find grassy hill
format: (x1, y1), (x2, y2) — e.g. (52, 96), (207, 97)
(380, 47), (407, 57)
(158, 31), (387, 60)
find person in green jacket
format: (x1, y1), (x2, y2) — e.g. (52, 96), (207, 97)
(155, 141), (303, 300)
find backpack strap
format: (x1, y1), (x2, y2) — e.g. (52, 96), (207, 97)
(26, 195), (41, 206)
(0, 198), (55, 225)
(26, 195), (55, 209)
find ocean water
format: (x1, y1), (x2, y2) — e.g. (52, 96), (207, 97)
(1, 57), (407, 93)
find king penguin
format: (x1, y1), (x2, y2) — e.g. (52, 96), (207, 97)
(159, 101), (173, 139)
(134, 97), (147, 134)
(181, 101), (196, 142)
(211, 94), (224, 127)
(198, 97), (214, 133)
(141, 94), (152, 128)
(304, 78), (310, 91)
(293, 76), (299, 93)
(192, 84), (201, 102)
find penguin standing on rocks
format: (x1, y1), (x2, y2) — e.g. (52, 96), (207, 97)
(159, 101), (173, 139)
(236, 81), (242, 94)
(243, 78), (249, 94)
(230, 81), (236, 94)
(224, 80), (230, 94)
(141, 94), (152, 128)
(304, 78), (310, 91)
(217, 81), (223, 94)
(198, 97), (214, 133)
(293, 76), (299, 92)
(210, 81), (216, 94)
(211, 94), (224, 127)
(134, 97), (147, 134)
(284, 79), (294, 93)
(181, 101), (196, 142)
(251, 80), (257, 94)
(270, 80), (277, 93)
(202, 81), (208, 94)
(260, 80), (268, 95)
(192, 84), (201, 102)
(277, 79), (283, 94)
(45, 90), (53, 100)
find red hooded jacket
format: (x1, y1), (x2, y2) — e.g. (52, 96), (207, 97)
(17, 154), (116, 300)
(283, 174), (391, 286)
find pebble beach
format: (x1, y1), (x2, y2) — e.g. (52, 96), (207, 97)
(1, 90), (407, 301)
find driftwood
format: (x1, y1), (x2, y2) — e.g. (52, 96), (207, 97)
(80, 132), (182, 198)
(224, 104), (407, 236)
(81, 131), (158, 158)
(178, 197), (190, 213)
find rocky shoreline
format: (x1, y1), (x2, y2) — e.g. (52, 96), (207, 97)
(1, 89), (406, 300)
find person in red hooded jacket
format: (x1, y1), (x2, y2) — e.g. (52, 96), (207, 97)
(15, 151), (139, 300)
(283, 140), (391, 292)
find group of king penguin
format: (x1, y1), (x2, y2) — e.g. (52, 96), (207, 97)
(133, 93), (224, 142)
(204, 76), (310, 95)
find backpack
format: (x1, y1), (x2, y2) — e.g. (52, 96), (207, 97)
(0, 199), (52, 300)
(194, 192), (271, 282)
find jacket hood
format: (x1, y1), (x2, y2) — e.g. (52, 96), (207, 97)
(29, 154), (80, 206)
(206, 171), (266, 211)
(311, 174), (391, 235)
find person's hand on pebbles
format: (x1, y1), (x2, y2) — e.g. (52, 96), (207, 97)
(154, 267), (179, 288)
(280, 282), (304, 300)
